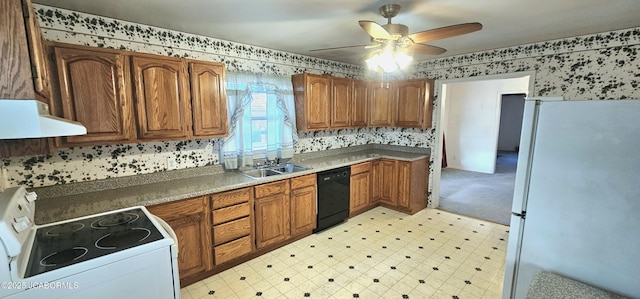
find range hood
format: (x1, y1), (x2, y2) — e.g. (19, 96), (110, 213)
(0, 99), (87, 139)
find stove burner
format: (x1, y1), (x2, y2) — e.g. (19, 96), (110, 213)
(95, 228), (151, 250)
(40, 247), (88, 267)
(91, 212), (139, 229)
(44, 222), (85, 236)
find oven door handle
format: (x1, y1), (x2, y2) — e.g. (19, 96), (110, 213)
(152, 215), (178, 256)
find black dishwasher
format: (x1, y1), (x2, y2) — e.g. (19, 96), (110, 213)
(314, 166), (350, 233)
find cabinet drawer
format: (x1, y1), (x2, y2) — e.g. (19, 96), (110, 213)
(212, 187), (252, 209)
(255, 180), (289, 198)
(214, 235), (252, 265)
(213, 217), (251, 245)
(212, 202), (251, 225)
(290, 174), (316, 190)
(351, 162), (371, 175)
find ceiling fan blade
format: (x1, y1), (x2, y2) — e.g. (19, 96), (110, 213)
(409, 22), (482, 44)
(408, 44), (447, 55)
(359, 20), (392, 40)
(309, 44), (372, 52)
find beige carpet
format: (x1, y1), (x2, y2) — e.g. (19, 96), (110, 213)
(438, 151), (517, 225)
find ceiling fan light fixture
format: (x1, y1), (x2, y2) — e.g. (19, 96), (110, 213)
(365, 47), (413, 73)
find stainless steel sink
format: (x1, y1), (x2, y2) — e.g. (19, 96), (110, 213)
(239, 163), (310, 179)
(239, 168), (282, 179)
(270, 164), (309, 173)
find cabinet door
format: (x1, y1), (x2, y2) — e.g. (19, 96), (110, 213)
(378, 159), (397, 207)
(369, 81), (394, 126)
(291, 184), (317, 236)
(22, 0), (51, 101)
(395, 79), (425, 128)
(351, 80), (368, 127)
(350, 169), (371, 215)
(331, 77), (351, 128)
(147, 196), (212, 282)
(304, 74), (331, 130)
(53, 46), (136, 146)
(132, 56), (191, 140)
(255, 191), (290, 249)
(396, 161), (411, 209)
(189, 61), (228, 137)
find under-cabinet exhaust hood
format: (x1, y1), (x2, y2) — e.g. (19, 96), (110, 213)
(0, 99), (87, 139)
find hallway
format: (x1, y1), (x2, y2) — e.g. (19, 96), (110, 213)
(438, 151), (517, 226)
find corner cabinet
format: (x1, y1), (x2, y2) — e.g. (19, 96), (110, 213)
(254, 180), (291, 249)
(375, 159), (398, 207)
(51, 45), (136, 147)
(395, 79), (434, 128)
(147, 196), (213, 284)
(372, 157), (429, 214)
(290, 174), (317, 237)
(131, 55), (192, 140)
(188, 61), (228, 138)
(292, 73), (332, 131)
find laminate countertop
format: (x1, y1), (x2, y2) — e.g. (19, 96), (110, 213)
(33, 145), (429, 224)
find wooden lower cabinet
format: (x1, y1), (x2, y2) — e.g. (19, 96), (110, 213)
(147, 196), (212, 283)
(211, 187), (254, 265)
(350, 162), (371, 215)
(372, 157), (428, 214)
(254, 180), (291, 249)
(377, 159), (398, 207)
(290, 174), (317, 237)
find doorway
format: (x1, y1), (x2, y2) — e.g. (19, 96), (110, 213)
(432, 73), (533, 225)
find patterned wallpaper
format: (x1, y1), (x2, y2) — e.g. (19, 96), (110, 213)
(1, 5), (639, 192)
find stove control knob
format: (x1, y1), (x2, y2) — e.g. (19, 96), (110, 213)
(12, 219), (30, 233)
(25, 192), (37, 203)
(15, 216), (31, 224)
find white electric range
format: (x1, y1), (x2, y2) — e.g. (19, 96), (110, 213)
(0, 186), (180, 299)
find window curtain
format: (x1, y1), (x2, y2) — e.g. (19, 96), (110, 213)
(221, 72), (298, 169)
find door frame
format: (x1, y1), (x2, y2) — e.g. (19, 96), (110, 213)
(430, 71), (536, 208)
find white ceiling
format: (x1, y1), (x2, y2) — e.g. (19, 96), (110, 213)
(33, 0), (640, 65)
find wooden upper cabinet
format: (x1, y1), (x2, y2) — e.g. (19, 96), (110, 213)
(131, 55), (192, 140)
(188, 61), (228, 138)
(331, 77), (351, 128)
(0, 0), (51, 101)
(395, 79), (425, 128)
(369, 81), (394, 127)
(351, 80), (368, 127)
(22, 0), (51, 101)
(395, 79), (434, 128)
(292, 73), (331, 131)
(52, 45), (136, 147)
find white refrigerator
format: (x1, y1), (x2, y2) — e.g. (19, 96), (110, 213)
(502, 97), (640, 298)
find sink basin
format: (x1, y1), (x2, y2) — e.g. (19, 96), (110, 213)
(239, 168), (282, 179)
(270, 164), (309, 173)
(238, 163), (310, 179)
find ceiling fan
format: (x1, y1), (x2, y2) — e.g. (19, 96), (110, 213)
(310, 4), (482, 67)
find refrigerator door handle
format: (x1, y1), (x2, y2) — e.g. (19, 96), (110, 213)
(512, 211), (526, 219)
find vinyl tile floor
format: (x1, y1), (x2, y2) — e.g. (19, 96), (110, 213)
(181, 207), (509, 299)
